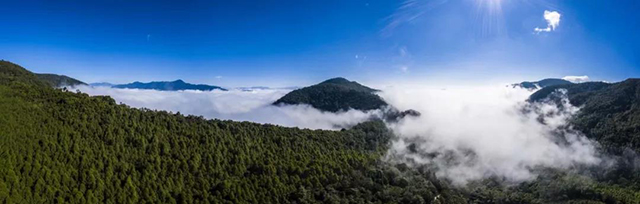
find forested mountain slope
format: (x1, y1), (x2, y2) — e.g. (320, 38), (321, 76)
(35, 73), (86, 87)
(273, 77), (388, 112)
(529, 79), (640, 152)
(0, 61), (465, 203)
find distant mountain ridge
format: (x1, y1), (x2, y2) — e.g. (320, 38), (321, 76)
(89, 82), (114, 87)
(273, 77), (388, 112)
(512, 78), (573, 89)
(111, 79), (227, 91)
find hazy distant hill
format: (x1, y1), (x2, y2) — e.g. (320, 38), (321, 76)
(35, 73), (86, 87)
(512, 78), (573, 89)
(273, 77), (388, 112)
(112, 79), (227, 91)
(89, 82), (114, 87)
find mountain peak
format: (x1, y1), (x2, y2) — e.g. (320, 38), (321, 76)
(274, 77), (386, 112)
(320, 77), (351, 85)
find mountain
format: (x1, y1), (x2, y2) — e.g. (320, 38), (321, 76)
(529, 79), (640, 152)
(35, 73), (86, 87)
(0, 61), (465, 203)
(89, 82), (114, 87)
(527, 79), (640, 192)
(512, 78), (573, 89)
(112, 79), (227, 91)
(273, 77), (388, 112)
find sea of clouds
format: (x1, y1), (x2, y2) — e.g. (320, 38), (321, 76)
(74, 86), (381, 130)
(74, 84), (602, 185)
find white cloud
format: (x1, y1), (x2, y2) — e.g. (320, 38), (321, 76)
(562, 75), (590, 83)
(74, 86), (379, 130)
(399, 46), (409, 57)
(379, 85), (600, 185)
(400, 66), (409, 73)
(534, 10), (561, 33)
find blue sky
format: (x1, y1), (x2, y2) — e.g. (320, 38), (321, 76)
(0, 0), (638, 87)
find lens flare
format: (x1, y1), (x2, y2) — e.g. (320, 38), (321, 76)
(473, 0), (506, 37)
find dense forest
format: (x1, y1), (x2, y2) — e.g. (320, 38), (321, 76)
(273, 77), (388, 112)
(2, 60), (640, 203)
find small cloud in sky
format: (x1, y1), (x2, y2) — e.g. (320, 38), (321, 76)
(146, 34), (151, 41)
(215, 76), (223, 79)
(400, 66), (409, 72)
(535, 10), (561, 33)
(562, 75), (589, 83)
(399, 46), (409, 57)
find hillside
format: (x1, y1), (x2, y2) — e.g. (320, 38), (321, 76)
(528, 79), (640, 192)
(529, 79), (640, 152)
(512, 78), (573, 89)
(0, 61), (465, 203)
(273, 77), (388, 112)
(35, 73), (87, 87)
(112, 80), (227, 91)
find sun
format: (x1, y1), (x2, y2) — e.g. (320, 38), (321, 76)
(473, 0), (506, 36)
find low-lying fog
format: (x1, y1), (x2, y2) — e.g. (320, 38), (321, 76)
(74, 86), (380, 130)
(379, 85), (599, 185)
